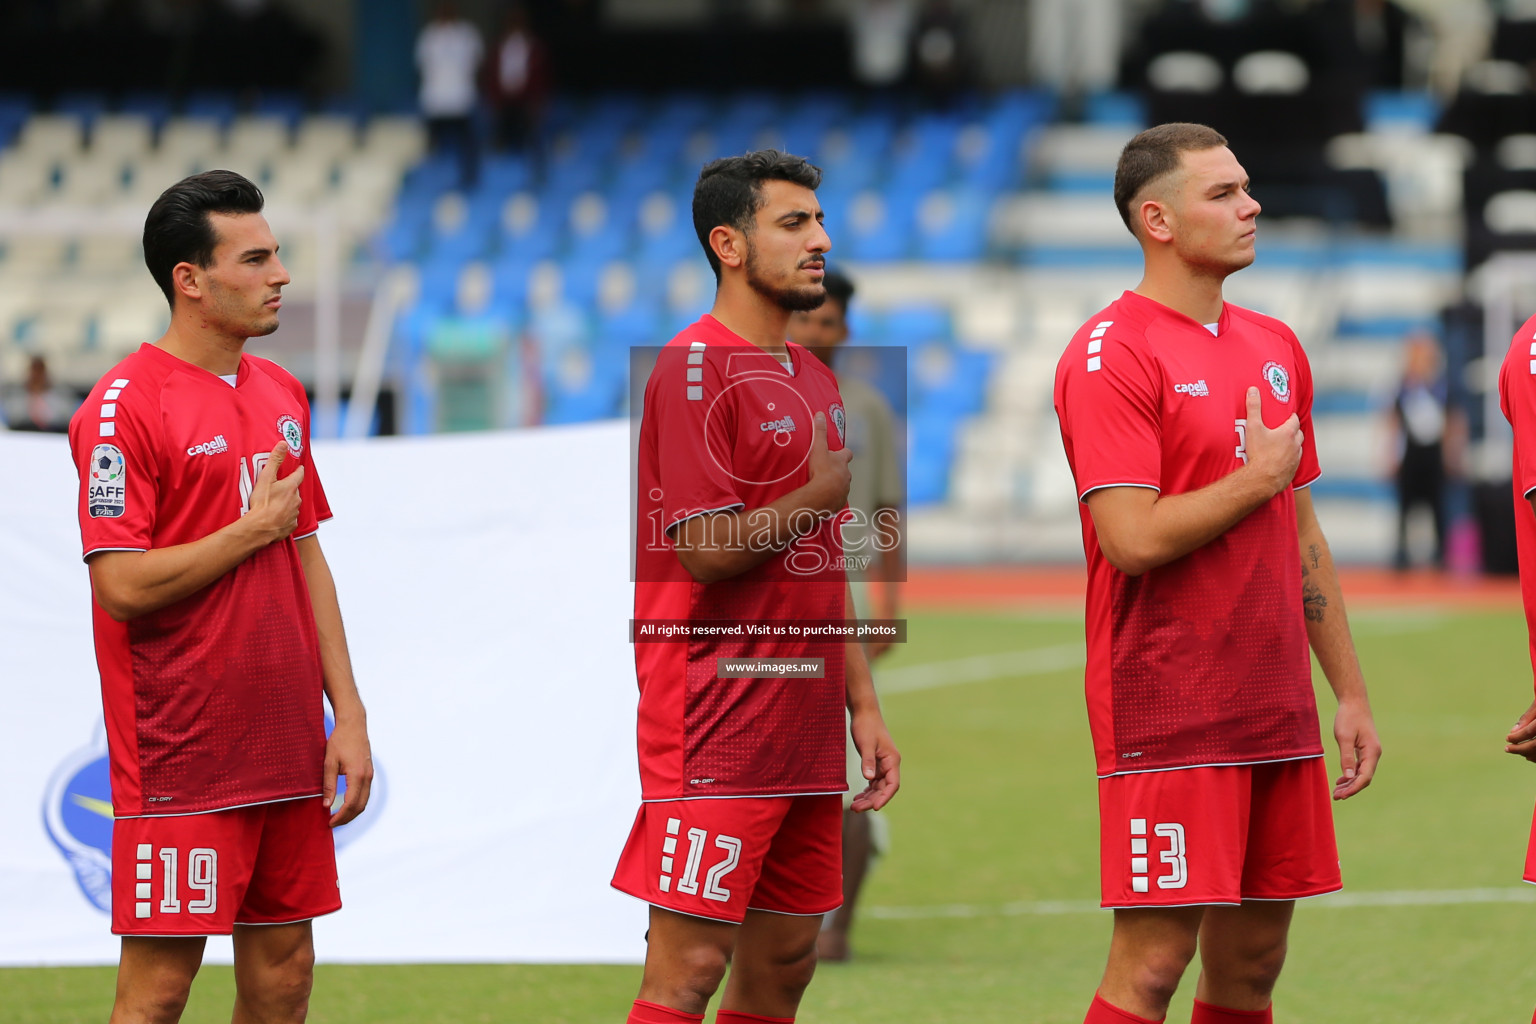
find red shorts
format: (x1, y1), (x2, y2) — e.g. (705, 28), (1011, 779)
(1098, 757), (1340, 908)
(1522, 802), (1536, 884)
(612, 794), (843, 924)
(111, 797), (340, 936)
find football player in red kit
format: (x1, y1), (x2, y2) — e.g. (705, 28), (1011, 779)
(615, 150), (900, 1024)
(1054, 124), (1381, 1024)
(69, 170), (372, 1024)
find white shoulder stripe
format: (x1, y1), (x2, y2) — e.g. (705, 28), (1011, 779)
(686, 341), (707, 398)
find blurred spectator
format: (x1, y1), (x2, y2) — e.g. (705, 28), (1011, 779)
(912, 0), (968, 106)
(6, 356), (76, 433)
(788, 270), (903, 964)
(417, 1), (483, 189)
(849, 0), (917, 92)
(1387, 332), (1464, 570)
(487, 3), (550, 161)
(1028, 0), (1123, 95)
(1351, 0), (1413, 88)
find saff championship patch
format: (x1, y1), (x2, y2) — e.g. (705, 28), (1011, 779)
(1262, 361), (1291, 402)
(277, 414), (304, 457)
(88, 444), (126, 518)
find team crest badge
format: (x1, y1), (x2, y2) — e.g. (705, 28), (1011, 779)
(830, 403), (846, 445)
(1262, 361), (1291, 402)
(277, 414), (304, 457)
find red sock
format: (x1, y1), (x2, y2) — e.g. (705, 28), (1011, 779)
(1085, 992), (1164, 1023)
(628, 1000), (705, 1024)
(1190, 999), (1271, 1023)
(715, 1013), (794, 1023)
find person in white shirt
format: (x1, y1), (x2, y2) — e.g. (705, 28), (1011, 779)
(416, 1), (484, 188)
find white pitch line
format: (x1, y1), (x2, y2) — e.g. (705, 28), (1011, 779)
(865, 887), (1536, 920)
(879, 643), (1086, 695)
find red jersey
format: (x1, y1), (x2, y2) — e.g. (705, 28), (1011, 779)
(1498, 313), (1536, 681)
(633, 315), (849, 801)
(1053, 291), (1324, 777)
(69, 343), (332, 818)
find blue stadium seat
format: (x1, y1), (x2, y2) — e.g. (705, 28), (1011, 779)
(426, 219), (494, 264)
(378, 196), (434, 261)
(561, 256), (611, 312)
(478, 154), (533, 197)
(0, 93), (31, 148)
(915, 188), (991, 262)
(843, 190), (916, 262)
(595, 304), (665, 361)
(907, 409), (958, 505)
(321, 94), (372, 122)
(415, 256), (466, 314)
(54, 91), (108, 123)
(1083, 91), (1146, 127)
(398, 155), (460, 204)
(885, 304), (951, 346)
(254, 91), (307, 126)
(182, 91), (240, 125)
(1366, 90), (1439, 134)
(721, 92), (782, 129)
(489, 252), (539, 311)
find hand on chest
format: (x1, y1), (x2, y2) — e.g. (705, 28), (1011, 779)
(708, 365), (845, 497)
(159, 378), (306, 519)
(1158, 341), (1297, 469)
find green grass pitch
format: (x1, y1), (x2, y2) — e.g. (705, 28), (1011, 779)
(7, 606), (1536, 1023)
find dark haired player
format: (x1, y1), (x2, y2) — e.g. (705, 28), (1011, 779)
(614, 151), (901, 1024)
(68, 170), (372, 1023)
(1053, 125), (1381, 1024)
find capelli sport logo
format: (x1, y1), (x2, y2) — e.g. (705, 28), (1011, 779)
(759, 414), (797, 434)
(44, 718), (385, 913)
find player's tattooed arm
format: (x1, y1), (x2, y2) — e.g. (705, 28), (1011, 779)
(1295, 488), (1381, 799)
(1301, 544), (1328, 623)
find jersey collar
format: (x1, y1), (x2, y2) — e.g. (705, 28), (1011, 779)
(1120, 290), (1231, 337)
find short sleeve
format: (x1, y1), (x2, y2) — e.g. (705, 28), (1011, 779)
(1056, 334), (1164, 501)
(647, 349), (745, 531)
(1288, 329), (1322, 489)
(72, 387), (160, 560)
(1503, 317), (1536, 496)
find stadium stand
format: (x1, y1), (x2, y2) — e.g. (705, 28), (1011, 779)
(4, 34), (1532, 565)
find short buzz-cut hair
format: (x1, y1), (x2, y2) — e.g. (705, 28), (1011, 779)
(692, 149), (822, 282)
(1113, 123), (1228, 236)
(143, 169), (266, 308)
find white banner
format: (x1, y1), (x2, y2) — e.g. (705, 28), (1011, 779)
(0, 422), (648, 965)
